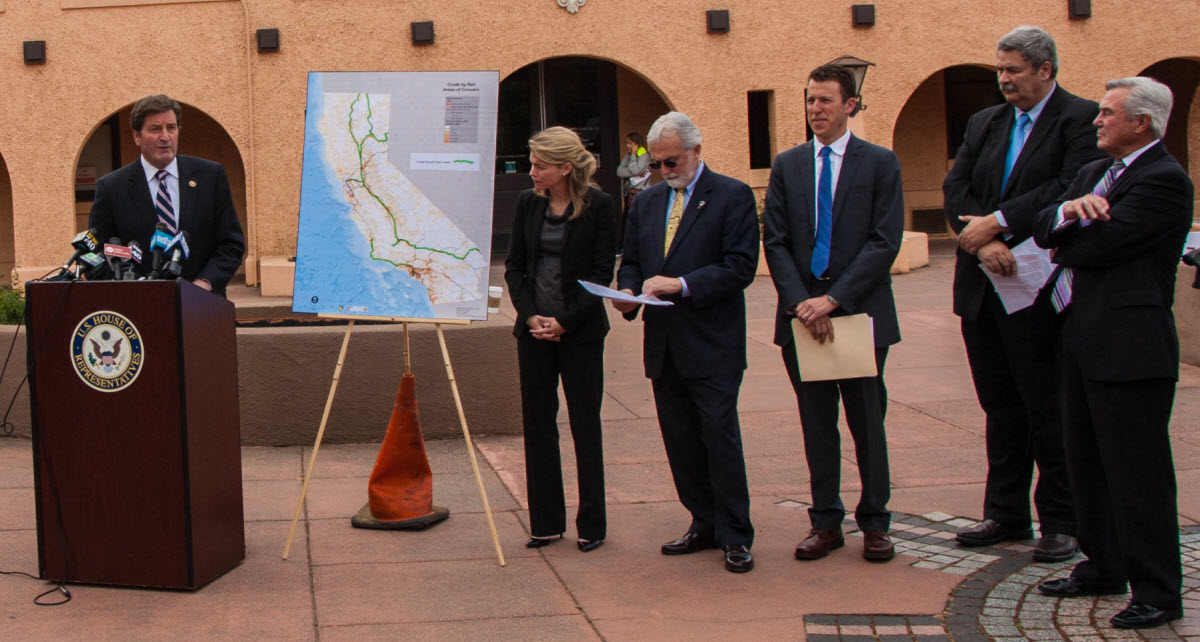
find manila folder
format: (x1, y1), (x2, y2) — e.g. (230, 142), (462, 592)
(790, 314), (877, 382)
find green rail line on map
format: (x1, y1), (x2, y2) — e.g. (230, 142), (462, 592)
(345, 93), (480, 266)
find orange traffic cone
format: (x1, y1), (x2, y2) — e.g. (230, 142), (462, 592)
(351, 372), (450, 530)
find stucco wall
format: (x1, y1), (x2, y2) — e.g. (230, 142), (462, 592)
(0, 0), (1198, 279)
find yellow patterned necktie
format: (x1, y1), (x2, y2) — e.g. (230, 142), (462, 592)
(663, 188), (686, 257)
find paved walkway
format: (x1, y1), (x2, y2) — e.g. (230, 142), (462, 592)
(1, 241), (1198, 640)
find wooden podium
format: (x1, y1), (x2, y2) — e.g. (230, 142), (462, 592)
(26, 280), (245, 589)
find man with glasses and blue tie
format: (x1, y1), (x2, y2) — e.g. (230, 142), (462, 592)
(1033, 76), (1191, 630)
(762, 64), (904, 563)
(943, 26), (1104, 561)
(613, 112), (759, 573)
(89, 94), (245, 296)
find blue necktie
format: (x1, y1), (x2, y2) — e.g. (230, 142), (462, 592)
(1002, 113), (1031, 192)
(810, 146), (833, 278)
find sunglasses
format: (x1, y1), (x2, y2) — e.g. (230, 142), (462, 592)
(647, 157), (681, 170)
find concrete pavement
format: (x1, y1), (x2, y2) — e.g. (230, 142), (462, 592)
(1, 240), (1198, 640)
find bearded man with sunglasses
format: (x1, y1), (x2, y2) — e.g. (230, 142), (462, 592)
(613, 111), (760, 574)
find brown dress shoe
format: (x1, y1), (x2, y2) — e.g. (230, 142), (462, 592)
(794, 529), (844, 560)
(862, 530), (895, 561)
(1032, 534), (1078, 562)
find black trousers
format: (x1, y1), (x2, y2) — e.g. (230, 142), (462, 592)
(783, 343), (891, 531)
(517, 333), (606, 541)
(1059, 316), (1181, 610)
(961, 287), (1074, 534)
(651, 350), (754, 548)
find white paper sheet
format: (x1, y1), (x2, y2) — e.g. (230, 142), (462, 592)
(979, 238), (1055, 314)
(577, 280), (674, 306)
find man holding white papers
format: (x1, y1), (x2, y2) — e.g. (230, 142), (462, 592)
(942, 26), (1103, 561)
(763, 64), (903, 562)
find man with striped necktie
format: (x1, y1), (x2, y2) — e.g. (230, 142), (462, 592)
(1033, 77), (1192, 630)
(89, 94), (245, 296)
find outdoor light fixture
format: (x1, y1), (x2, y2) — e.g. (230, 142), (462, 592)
(256, 29), (280, 53)
(852, 5), (876, 27)
(826, 55), (875, 115)
(24, 41), (46, 64)
(411, 21), (435, 45)
(706, 10), (730, 34)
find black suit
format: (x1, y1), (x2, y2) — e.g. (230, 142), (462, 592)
(617, 164), (758, 548)
(1033, 142), (1192, 610)
(942, 85), (1104, 534)
(763, 134), (904, 532)
(88, 156), (246, 296)
(504, 187), (615, 541)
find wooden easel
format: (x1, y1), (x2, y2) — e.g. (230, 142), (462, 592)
(281, 315), (506, 567)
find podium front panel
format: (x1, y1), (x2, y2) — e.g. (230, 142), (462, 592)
(27, 280), (242, 589)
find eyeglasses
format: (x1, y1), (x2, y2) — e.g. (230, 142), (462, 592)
(647, 157), (680, 170)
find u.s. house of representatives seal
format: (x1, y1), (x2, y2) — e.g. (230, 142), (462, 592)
(71, 311), (144, 392)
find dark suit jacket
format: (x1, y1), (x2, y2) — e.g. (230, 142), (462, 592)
(88, 155), (246, 295)
(943, 85), (1105, 319)
(762, 134), (904, 349)
(617, 165), (759, 379)
(504, 187), (616, 341)
(1033, 142), (1194, 382)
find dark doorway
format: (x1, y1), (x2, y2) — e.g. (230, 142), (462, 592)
(1139, 58), (1200, 173)
(493, 57), (621, 255)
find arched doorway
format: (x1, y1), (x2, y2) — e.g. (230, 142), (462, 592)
(492, 57), (670, 254)
(892, 65), (1003, 236)
(74, 102), (248, 273)
(0, 154), (13, 286)
(1138, 58), (1200, 183)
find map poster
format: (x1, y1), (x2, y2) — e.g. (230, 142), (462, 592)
(292, 71), (500, 321)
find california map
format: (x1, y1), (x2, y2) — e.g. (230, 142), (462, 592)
(318, 92), (487, 304)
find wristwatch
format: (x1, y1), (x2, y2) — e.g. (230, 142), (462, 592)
(825, 294), (838, 307)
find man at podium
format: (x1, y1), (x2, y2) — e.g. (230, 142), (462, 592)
(88, 94), (245, 296)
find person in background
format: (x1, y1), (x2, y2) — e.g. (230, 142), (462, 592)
(616, 132), (652, 247)
(504, 126), (616, 553)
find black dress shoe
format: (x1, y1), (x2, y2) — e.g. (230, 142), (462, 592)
(1110, 603), (1183, 629)
(1032, 534), (1078, 562)
(577, 538), (604, 553)
(661, 531), (717, 555)
(524, 534), (563, 548)
(955, 519), (1033, 546)
(1038, 576), (1127, 598)
(724, 545), (754, 573)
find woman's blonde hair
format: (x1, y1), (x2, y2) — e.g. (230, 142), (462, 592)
(529, 126), (596, 220)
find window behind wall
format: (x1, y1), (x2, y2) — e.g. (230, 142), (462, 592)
(747, 90), (775, 169)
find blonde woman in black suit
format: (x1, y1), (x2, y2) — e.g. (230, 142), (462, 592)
(504, 126), (616, 552)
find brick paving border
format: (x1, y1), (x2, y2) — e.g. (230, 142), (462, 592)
(783, 501), (1200, 641)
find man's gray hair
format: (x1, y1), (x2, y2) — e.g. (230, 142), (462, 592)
(997, 25), (1058, 78)
(1106, 77), (1174, 139)
(647, 112), (703, 149)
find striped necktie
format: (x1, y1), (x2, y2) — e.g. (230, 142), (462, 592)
(1050, 159), (1126, 313)
(155, 169), (177, 234)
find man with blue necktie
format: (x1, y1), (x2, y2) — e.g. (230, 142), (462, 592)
(943, 26), (1104, 561)
(763, 64), (904, 562)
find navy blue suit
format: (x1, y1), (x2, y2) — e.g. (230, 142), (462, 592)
(617, 165), (758, 548)
(89, 156), (245, 296)
(763, 134), (904, 531)
(1034, 141), (1192, 611)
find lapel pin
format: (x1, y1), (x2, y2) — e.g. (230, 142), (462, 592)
(188, 180), (196, 188)
(698, 201), (706, 210)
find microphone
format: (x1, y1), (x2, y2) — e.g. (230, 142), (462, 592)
(59, 228), (100, 272)
(103, 239), (132, 281)
(124, 240), (144, 280)
(76, 252), (105, 278)
(162, 231), (190, 279)
(148, 223), (172, 279)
